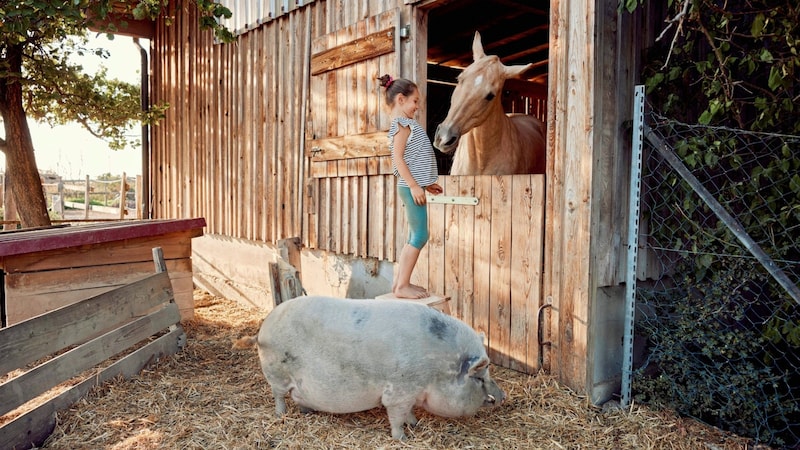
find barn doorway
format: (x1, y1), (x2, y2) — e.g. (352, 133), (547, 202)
(410, 0), (551, 374)
(423, 0), (550, 175)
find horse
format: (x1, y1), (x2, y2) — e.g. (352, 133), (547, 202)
(433, 32), (546, 175)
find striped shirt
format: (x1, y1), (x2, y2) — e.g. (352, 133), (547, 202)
(388, 117), (439, 188)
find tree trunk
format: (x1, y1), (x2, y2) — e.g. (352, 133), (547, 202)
(0, 44), (51, 228)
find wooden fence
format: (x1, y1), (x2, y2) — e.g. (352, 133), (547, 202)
(0, 249), (184, 449)
(306, 173), (546, 373)
(43, 173), (140, 220)
(422, 175), (545, 374)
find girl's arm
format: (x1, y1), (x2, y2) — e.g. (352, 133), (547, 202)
(392, 124), (426, 205)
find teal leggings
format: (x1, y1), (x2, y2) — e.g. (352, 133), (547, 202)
(397, 185), (429, 250)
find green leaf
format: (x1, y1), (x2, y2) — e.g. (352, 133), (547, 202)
(790, 174), (800, 194)
(751, 13), (766, 38)
(768, 65), (783, 90)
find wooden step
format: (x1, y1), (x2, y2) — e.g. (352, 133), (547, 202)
(375, 292), (451, 315)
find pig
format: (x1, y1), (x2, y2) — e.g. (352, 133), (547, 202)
(234, 295), (505, 440)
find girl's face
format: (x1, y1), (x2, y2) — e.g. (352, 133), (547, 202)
(397, 89), (420, 119)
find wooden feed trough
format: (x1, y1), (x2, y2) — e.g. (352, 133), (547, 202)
(0, 218), (205, 326)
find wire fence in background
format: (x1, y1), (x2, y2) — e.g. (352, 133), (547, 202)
(633, 110), (800, 448)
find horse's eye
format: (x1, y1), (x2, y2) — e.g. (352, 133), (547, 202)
(485, 92), (495, 101)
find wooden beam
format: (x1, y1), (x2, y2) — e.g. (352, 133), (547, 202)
(307, 131), (390, 161)
(311, 28), (395, 76)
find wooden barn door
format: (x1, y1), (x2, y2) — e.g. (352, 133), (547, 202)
(419, 174), (545, 374)
(303, 9), (403, 262)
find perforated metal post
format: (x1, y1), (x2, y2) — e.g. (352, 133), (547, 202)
(622, 85), (645, 407)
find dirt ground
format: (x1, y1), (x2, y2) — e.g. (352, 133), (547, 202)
(38, 291), (761, 450)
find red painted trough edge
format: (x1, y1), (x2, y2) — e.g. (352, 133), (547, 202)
(0, 218), (207, 257)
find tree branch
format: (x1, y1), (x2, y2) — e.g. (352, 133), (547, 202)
(658, 0), (691, 70)
(695, 11), (745, 128)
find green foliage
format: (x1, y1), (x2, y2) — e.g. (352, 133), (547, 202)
(637, 0), (800, 134)
(632, 0), (800, 351)
(634, 257), (800, 446)
(629, 4), (800, 439)
(0, 0), (233, 151)
(635, 121), (800, 445)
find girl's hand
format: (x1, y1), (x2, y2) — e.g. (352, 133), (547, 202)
(426, 184), (443, 195)
(411, 185), (427, 205)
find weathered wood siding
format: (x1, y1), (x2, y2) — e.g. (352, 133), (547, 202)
(420, 175), (545, 373)
(151, 1), (412, 248)
(304, 7), (402, 261)
(152, 1), (313, 240)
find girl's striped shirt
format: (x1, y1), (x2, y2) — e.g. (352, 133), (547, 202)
(388, 116), (439, 188)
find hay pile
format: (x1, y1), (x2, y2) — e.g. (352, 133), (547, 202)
(41, 291), (757, 450)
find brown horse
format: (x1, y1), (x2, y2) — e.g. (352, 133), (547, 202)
(433, 32), (546, 175)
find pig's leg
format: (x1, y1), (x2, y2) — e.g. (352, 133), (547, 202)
(383, 401), (417, 440)
(271, 385), (289, 416)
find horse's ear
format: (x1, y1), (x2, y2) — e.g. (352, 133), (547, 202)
(504, 62), (534, 80)
(472, 31), (486, 60)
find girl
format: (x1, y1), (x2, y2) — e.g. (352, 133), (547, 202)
(378, 74), (443, 299)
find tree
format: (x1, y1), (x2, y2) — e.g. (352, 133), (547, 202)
(0, 0), (232, 228)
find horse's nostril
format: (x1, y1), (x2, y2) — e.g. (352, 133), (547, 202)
(445, 136), (457, 147)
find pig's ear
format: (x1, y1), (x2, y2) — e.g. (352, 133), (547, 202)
(468, 357), (490, 376)
(458, 356), (479, 379)
(477, 332), (488, 347)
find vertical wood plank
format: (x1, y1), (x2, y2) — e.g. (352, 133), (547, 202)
(255, 27), (266, 242)
(489, 176), (512, 367)
(243, 30), (254, 240)
(341, 173), (350, 255)
(442, 176), (461, 318)
(472, 175), (493, 343)
(320, 176), (331, 251)
(425, 178), (445, 297)
(384, 175), (396, 262)
(358, 174), (369, 258)
(457, 176), (476, 328)
(508, 175), (543, 372)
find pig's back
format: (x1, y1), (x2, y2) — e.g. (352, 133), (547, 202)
(258, 296), (480, 375)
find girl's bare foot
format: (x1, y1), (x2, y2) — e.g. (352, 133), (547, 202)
(410, 284), (429, 296)
(394, 284), (428, 299)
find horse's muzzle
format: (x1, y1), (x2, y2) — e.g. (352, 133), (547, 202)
(433, 124), (460, 154)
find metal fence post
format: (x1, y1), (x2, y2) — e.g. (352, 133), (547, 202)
(622, 85), (645, 407)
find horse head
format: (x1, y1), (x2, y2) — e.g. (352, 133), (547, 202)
(433, 31), (533, 154)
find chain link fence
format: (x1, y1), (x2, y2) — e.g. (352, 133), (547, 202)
(632, 109), (800, 448)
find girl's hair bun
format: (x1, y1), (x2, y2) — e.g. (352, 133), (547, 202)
(378, 74), (394, 88)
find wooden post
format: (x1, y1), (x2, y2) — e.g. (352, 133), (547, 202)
(84, 175), (90, 220)
(136, 175), (143, 220)
(57, 179), (65, 219)
(152, 247), (167, 273)
(119, 172), (126, 219)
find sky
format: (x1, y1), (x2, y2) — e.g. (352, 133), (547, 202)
(1, 34), (147, 180)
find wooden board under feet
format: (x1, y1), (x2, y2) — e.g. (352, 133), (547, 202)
(375, 292), (451, 314)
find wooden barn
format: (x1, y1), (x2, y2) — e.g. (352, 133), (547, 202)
(113, 0), (664, 404)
